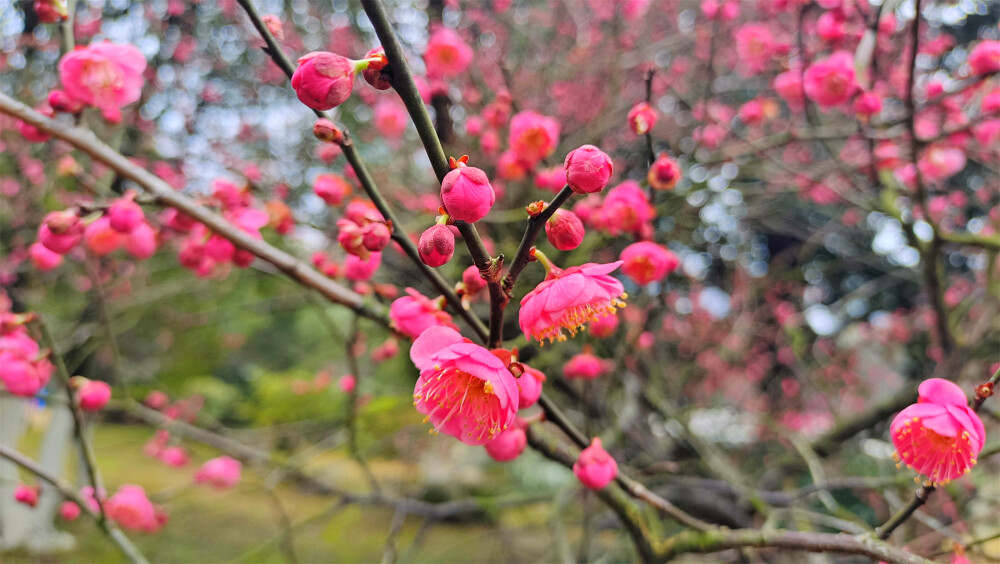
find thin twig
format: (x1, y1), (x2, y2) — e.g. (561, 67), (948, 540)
(233, 0), (488, 341)
(0, 93), (386, 326)
(0, 445), (149, 564)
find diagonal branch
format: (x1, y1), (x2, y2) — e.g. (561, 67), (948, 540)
(0, 92), (387, 327)
(234, 0), (489, 342)
(0, 444), (149, 564)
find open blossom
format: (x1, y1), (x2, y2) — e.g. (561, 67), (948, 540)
(519, 258), (627, 343)
(592, 181), (655, 236)
(891, 379), (985, 485)
(440, 163), (495, 222)
(620, 242), (679, 285)
(105, 485), (165, 532)
(58, 42), (146, 121)
(803, 51), (856, 108)
(373, 99), (408, 138)
(410, 326), (519, 445)
(917, 144), (966, 182)
(627, 102), (658, 135)
(735, 24), (775, 75)
(773, 71), (805, 111)
(390, 287), (458, 339)
(195, 456), (242, 489)
(573, 438), (618, 490)
(291, 52), (359, 111)
(509, 111), (560, 165)
(424, 27), (473, 79)
(564, 145), (613, 194)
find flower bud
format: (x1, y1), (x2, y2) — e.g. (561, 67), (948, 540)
(261, 14), (284, 41)
(484, 422), (527, 462)
(418, 224), (455, 267)
(107, 192), (145, 233)
(29, 242), (63, 271)
(337, 219), (368, 258)
(627, 102), (658, 135)
(620, 241), (679, 285)
(48, 89), (84, 113)
(291, 52), (358, 111)
(34, 0), (68, 23)
(647, 153), (681, 191)
(313, 173), (351, 205)
(313, 118), (344, 144)
(14, 484), (39, 507)
(39, 211), (82, 254)
(72, 377), (112, 411)
(83, 217), (124, 256)
(573, 438), (618, 490)
(59, 501), (81, 521)
(517, 366), (546, 408)
(462, 265), (486, 294)
(545, 209), (585, 250)
(440, 165), (495, 223)
(362, 47), (392, 90)
(361, 221), (392, 253)
(564, 144), (613, 194)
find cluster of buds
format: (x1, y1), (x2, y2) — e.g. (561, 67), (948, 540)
(0, 310), (53, 398)
(337, 210), (392, 260)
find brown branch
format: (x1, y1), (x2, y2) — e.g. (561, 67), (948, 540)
(0, 445), (149, 564)
(234, 0), (489, 342)
(0, 92), (388, 327)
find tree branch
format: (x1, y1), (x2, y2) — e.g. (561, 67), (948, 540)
(0, 92), (388, 327)
(0, 445), (149, 564)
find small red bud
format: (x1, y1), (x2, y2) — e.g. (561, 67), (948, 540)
(418, 224), (455, 267)
(545, 209), (585, 251)
(313, 119), (344, 144)
(261, 14), (284, 41)
(362, 47), (392, 90)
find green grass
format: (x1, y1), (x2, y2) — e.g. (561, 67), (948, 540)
(4, 423), (572, 563)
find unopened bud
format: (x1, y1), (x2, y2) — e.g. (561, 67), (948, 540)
(361, 221), (392, 253)
(261, 14), (284, 41)
(362, 47), (392, 90)
(545, 209), (585, 250)
(418, 224), (454, 267)
(313, 119), (343, 144)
